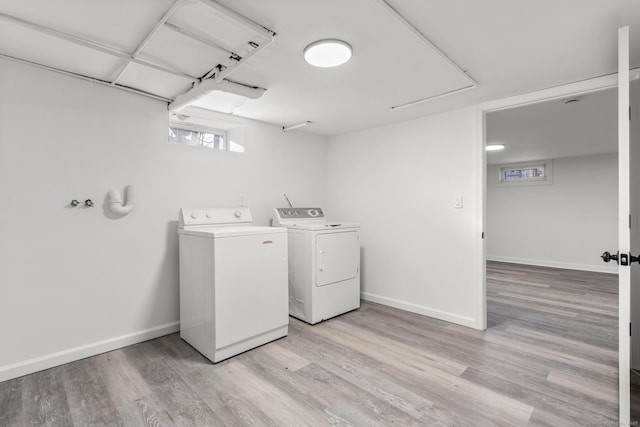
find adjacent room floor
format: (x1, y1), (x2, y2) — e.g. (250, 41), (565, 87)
(0, 261), (618, 426)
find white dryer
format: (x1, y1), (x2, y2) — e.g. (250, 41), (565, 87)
(178, 206), (288, 363)
(274, 207), (360, 324)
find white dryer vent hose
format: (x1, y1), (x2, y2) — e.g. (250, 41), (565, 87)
(108, 185), (136, 215)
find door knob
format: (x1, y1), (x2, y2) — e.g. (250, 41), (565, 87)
(602, 251), (640, 265)
(601, 251), (619, 264)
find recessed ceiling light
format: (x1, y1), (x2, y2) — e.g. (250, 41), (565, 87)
(486, 144), (505, 151)
(303, 39), (352, 68)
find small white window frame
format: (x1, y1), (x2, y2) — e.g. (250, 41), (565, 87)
(496, 159), (553, 187)
(168, 121), (228, 151)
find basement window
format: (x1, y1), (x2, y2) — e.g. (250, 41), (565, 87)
(168, 122), (245, 153)
(497, 160), (553, 186)
(169, 125), (225, 149)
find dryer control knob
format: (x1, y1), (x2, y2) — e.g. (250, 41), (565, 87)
(205, 213), (212, 218)
(235, 211), (242, 218)
(190, 213), (197, 219)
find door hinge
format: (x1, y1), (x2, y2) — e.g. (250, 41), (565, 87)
(631, 322), (632, 337)
(482, 232), (485, 239)
(630, 105), (632, 121)
(630, 214), (633, 229)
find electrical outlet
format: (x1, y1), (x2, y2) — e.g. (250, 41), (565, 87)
(453, 195), (463, 209)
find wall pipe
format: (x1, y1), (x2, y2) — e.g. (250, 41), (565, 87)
(108, 185), (136, 215)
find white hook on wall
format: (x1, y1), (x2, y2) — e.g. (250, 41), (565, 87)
(108, 185), (136, 215)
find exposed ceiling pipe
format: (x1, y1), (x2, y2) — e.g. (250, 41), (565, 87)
(163, 0), (275, 108)
(389, 85), (476, 111)
(111, 0), (186, 86)
(0, 11), (197, 81)
(166, 1), (275, 109)
(199, 0), (276, 39)
(375, 0), (476, 87)
(195, 0), (277, 82)
(211, 36), (274, 82)
(168, 78), (266, 112)
(0, 53), (172, 102)
(375, 0), (477, 110)
(163, 22), (237, 57)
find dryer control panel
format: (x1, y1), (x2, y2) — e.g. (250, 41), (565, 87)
(275, 207), (324, 219)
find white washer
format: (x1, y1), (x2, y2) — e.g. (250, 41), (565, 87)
(273, 207), (360, 324)
(178, 206), (288, 363)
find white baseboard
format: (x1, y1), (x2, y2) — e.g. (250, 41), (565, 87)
(361, 292), (480, 329)
(0, 321), (180, 383)
(486, 255), (618, 274)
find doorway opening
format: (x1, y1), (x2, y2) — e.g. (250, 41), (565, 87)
(485, 88), (618, 275)
(476, 75), (623, 420)
(485, 88), (619, 421)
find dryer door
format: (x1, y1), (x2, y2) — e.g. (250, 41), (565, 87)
(316, 231), (359, 287)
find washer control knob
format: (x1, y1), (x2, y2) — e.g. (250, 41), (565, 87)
(205, 213), (212, 218)
(235, 210), (242, 218)
(190, 213), (197, 219)
(308, 209), (319, 217)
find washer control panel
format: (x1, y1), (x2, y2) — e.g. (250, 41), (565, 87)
(275, 207), (325, 219)
(179, 206), (252, 228)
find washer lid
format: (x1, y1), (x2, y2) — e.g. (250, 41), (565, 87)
(178, 225), (287, 238)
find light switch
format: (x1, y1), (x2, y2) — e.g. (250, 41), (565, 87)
(453, 195), (463, 209)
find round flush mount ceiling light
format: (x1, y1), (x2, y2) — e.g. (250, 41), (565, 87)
(303, 39), (352, 68)
(485, 144), (505, 151)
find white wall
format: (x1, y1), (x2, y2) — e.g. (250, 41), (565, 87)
(326, 108), (484, 328)
(0, 59), (327, 381)
(486, 153), (618, 272)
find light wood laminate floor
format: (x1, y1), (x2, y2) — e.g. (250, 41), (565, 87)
(0, 261), (618, 426)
